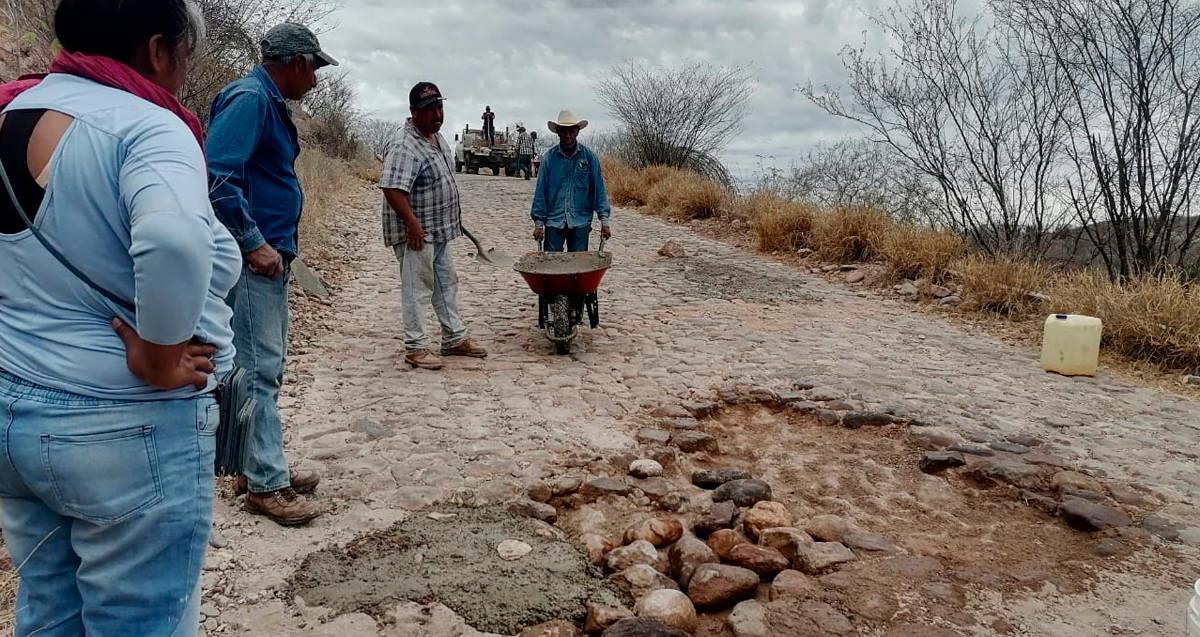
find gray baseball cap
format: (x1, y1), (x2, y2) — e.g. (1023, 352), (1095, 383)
(261, 23), (339, 68)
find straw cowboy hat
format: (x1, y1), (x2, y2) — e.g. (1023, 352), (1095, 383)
(548, 110), (589, 133)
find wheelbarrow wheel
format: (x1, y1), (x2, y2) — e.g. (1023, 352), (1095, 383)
(551, 295), (572, 355)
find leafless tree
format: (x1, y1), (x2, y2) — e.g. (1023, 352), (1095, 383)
(596, 61), (752, 186)
(301, 71), (361, 158)
(802, 0), (1071, 256)
(786, 139), (944, 227)
(999, 0), (1200, 279)
(357, 117), (401, 158)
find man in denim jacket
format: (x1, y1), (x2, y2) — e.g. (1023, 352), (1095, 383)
(530, 110), (612, 251)
(207, 23), (336, 526)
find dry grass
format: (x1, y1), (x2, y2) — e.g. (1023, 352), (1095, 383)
(955, 254), (1055, 315)
(746, 192), (818, 252)
(1048, 270), (1200, 370)
(810, 206), (893, 263)
(297, 146), (357, 248)
(602, 156), (646, 207)
(646, 171), (726, 220)
(876, 226), (967, 283)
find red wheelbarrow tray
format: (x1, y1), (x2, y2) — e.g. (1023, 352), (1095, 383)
(514, 251), (612, 296)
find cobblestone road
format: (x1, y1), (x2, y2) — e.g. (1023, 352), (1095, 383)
(205, 173), (1200, 636)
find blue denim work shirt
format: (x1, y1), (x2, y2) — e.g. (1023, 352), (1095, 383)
(531, 143), (611, 229)
(206, 66), (303, 257)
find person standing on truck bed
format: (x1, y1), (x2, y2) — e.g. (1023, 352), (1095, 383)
(482, 105), (496, 145)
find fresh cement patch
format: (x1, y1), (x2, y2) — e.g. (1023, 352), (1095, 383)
(289, 507), (623, 634)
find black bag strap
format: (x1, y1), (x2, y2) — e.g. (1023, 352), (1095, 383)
(0, 153), (136, 313)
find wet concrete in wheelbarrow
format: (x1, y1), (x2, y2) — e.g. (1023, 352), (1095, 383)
(288, 507), (624, 635)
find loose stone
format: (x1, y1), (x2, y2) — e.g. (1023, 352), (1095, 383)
(842, 411), (898, 429)
(496, 540), (532, 561)
(727, 599), (769, 637)
(686, 563), (760, 610)
(637, 429), (672, 445)
(743, 501), (793, 540)
(583, 478), (632, 498)
(769, 569), (819, 601)
(634, 589), (697, 633)
(758, 527), (814, 562)
(948, 443), (994, 457)
(580, 533), (619, 566)
(609, 564), (679, 598)
(707, 528), (748, 560)
(727, 543), (790, 578)
(671, 431), (719, 453)
(1060, 498), (1132, 532)
(629, 459), (664, 479)
(601, 618), (691, 637)
(586, 603), (634, 635)
(712, 479), (772, 507)
(505, 498), (558, 523)
(919, 451), (966, 474)
(624, 518), (684, 547)
(691, 468), (752, 489)
(694, 501), (738, 537)
(606, 540), (660, 572)
(795, 542), (857, 574)
(668, 535), (719, 588)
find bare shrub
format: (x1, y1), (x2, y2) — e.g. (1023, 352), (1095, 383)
(803, 0), (1070, 256)
(357, 118), (401, 158)
(303, 71), (362, 159)
(877, 226), (967, 282)
(748, 193), (819, 252)
(955, 255), (1054, 315)
(810, 207), (894, 263)
(596, 61), (752, 185)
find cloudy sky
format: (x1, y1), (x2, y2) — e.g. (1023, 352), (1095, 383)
(318, 0), (894, 180)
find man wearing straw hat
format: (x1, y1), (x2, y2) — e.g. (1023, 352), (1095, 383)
(530, 110), (612, 252)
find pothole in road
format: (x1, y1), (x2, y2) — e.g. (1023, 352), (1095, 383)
(653, 258), (820, 304)
(288, 507), (623, 635)
(548, 401), (1171, 636)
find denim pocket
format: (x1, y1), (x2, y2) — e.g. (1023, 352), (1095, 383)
(200, 400), (219, 437)
(42, 425), (164, 525)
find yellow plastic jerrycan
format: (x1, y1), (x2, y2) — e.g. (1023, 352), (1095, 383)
(1040, 314), (1103, 376)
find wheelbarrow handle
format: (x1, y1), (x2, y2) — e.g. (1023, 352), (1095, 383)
(598, 236), (607, 253)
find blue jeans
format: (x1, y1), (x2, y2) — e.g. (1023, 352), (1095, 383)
(393, 242), (469, 353)
(517, 154), (532, 179)
(225, 264), (290, 493)
(544, 226), (591, 252)
(0, 370), (215, 637)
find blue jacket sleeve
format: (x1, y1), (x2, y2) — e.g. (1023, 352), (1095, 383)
(206, 89), (268, 253)
(531, 151), (550, 227)
(591, 150), (611, 225)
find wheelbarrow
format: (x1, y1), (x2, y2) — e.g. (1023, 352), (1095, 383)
(514, 238), (612, 355)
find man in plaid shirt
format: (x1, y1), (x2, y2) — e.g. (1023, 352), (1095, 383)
(379, 82), (487, 370)
(516, 125), (534, 180)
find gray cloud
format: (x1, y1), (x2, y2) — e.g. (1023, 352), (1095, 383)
(317, 0), (889, 179)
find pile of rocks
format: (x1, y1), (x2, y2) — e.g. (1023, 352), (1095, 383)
(563, 468), (888, 636)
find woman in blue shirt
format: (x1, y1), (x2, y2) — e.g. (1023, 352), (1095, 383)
(0, 1), (239, 634)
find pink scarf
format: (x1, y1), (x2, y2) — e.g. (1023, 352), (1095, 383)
(0, 51), (204, 149)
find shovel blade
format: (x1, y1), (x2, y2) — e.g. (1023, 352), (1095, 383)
(475, 248), (514, 267)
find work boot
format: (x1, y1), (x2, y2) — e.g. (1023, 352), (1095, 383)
(234, 470), (320, 496)
(442, 338), (488, 359)
(244, 488), (321, 527)
(405, 350), (445, 370)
